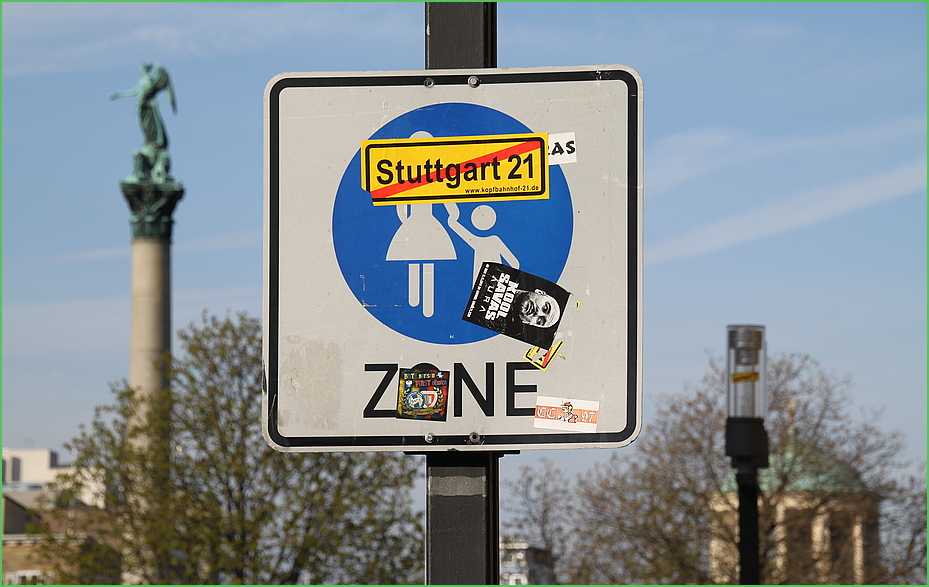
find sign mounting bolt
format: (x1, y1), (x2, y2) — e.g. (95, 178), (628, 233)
(424, 78), (435, 88)
(468, 76), (480, 88)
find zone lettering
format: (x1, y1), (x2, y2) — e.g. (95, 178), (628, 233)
(363, 362), (538, 418)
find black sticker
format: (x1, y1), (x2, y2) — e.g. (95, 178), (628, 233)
(462, 262), (570, 350)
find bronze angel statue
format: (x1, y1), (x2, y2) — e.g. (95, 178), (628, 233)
(110, 62), (177, 184)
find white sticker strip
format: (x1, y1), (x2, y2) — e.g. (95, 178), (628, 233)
(533, 395), (599, 432)
(547, 132), (576, 165)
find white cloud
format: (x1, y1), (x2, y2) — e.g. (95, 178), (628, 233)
(645, 155), (927, 265)
(2, 3), (420, 76)
(6, 230), (261, 270)
(2, 296), (131, 358)
(173, 288), (263, 333)
(174, 229), (261, 254)
(646, 115), (926, 198)
(2, 282), (262, 361)
(5, 246), (131, 269)
(646, 128), (755, 198)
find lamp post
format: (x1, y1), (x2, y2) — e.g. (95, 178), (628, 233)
(725, 325), (769, 584)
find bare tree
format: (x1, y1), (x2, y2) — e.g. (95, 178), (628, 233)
(502, 457), (576, 583)
(506, 353), (926, 585)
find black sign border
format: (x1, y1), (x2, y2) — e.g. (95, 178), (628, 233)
(267, 67), (640, 451)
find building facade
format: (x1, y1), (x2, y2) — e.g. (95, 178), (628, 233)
(709, 432), (881, 584)
(499, 541), (555, 585)
(2, 448), (115, 585)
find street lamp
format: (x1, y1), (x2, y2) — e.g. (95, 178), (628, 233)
(725, 325), (769, 585)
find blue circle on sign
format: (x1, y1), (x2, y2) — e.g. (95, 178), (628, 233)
(332, 103), (573, 345)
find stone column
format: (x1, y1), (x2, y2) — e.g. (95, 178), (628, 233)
(120, 180), (183, 584)
(122, 180), (184, 400)
(112, 61), (184, 584)
(129, 237), (171, 396)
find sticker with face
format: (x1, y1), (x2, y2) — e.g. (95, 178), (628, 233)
(462, 262), (570, 350)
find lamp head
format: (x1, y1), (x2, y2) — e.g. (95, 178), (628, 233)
(726, 325), (766, 420)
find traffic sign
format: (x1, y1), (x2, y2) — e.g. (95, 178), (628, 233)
(263, 65), (642, 452)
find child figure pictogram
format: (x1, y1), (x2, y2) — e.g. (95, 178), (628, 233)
(444, 202), (519, 286)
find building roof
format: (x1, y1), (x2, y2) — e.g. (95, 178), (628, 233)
(3, 490), (51, 511)
(722, 428), (870, 494)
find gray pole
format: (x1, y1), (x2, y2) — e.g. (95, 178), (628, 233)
(736, 468), (761, 584)
(423, 4), (502, 584)
(425, 2), (496, 69)
(426, 452), (502, 584)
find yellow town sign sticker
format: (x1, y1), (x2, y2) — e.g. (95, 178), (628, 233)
(361, 133), (549, 206)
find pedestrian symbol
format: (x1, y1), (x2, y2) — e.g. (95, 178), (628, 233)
(332, 103), (573, 345)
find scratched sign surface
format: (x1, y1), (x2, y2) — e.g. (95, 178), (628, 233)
(264, 65), (643, 452)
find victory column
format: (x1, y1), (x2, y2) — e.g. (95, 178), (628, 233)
(110, 62), (184, 436)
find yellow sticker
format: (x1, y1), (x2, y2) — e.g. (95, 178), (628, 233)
(361, 133), (549, 206)
(731, 371), (760, 383)
(524, 341), (564, 371)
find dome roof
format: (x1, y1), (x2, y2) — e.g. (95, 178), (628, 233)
(722, 427), (869, 494)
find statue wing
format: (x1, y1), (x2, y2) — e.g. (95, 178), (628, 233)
(165, 74), (177, 114)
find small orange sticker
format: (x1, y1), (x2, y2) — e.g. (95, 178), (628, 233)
(533, 396), (599, 432)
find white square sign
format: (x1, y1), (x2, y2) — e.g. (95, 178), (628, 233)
(263, 65), (642, 452)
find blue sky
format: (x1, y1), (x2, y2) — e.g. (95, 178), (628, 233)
(3, 3), (925, 492)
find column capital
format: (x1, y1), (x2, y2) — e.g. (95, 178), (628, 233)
(121, 180), (184, 240)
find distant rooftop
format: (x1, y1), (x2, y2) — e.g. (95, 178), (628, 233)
(722, 429), (870, 494)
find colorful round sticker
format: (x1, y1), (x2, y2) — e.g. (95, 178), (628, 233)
(332, 103), (573, 345)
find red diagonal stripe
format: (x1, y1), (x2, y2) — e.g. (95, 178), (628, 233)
(369, 139), (541, 201)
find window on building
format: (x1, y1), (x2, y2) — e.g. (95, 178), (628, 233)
(829, 510), (855, 584)
(782, 507), (817, 583)
(2, 570), (51, 585)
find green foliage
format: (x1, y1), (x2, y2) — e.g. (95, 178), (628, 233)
(31, 312), (424, 584)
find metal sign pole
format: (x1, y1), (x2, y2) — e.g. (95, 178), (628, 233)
(425, 451), (503, 584)
(425, 2), (496, 69)
(423, 4), (502, 584)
